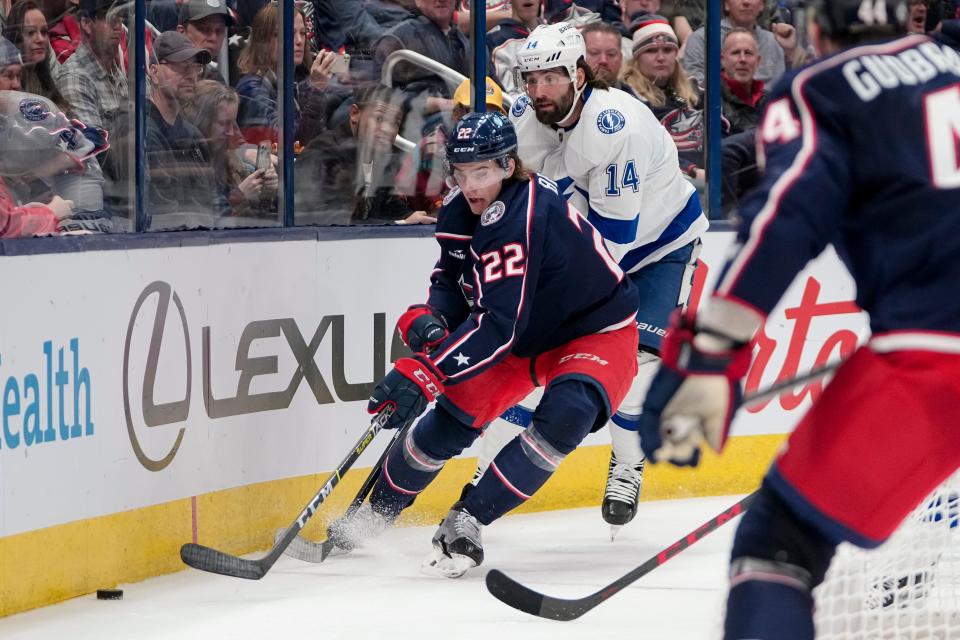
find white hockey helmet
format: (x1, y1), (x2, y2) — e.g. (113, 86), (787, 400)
(514, 22), (585, 85)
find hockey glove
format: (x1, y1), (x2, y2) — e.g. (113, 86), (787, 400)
(637, 310), (752, 467)
(397, 305), (448, 354)
(368, 355), (445, 429)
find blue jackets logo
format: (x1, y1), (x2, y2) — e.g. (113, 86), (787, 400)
(597, 109), (626, 134)
(481, 201), (506, 226)
(0, 338), (94, 452)
(19, 98), (50, 122)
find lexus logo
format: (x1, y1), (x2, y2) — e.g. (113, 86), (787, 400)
(122, 281), (400, 471)
(123, 281), (191, 471)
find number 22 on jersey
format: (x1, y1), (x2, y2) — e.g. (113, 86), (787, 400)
(480, 244), (525, 282)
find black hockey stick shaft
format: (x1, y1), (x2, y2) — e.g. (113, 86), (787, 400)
(282, 421), (411, 563)
(180, 408), (392, 580)
(485, 362), (841, 620)
(346, 419), (410, 513)
(486, 491), (757, 620)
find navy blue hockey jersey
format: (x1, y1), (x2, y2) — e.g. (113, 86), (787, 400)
(716, 35), (960, 340)
(423, 175), (639, 384)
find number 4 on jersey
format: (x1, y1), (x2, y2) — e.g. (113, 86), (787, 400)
(925, 84), (960, 189)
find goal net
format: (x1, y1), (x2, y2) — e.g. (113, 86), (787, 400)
(814, 471), (960, 639)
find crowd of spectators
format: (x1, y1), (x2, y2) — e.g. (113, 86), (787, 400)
(1, 0), (958, 238)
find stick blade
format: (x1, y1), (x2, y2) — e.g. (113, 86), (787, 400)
(180, 543), (266, 580)
(485, 569), (589, 621)
(275, 528), (337, 564)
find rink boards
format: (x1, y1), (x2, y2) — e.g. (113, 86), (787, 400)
(0, 228), (866, 616)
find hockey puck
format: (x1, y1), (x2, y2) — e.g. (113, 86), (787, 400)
(96, 589), (123, 600)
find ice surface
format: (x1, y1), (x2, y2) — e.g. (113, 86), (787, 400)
(0, 495), (742, 640)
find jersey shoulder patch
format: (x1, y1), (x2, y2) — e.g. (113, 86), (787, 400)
(596, 108), (626, 134)
(511, 95), (530, 118)
(480, 200), (507, 226)
(442, 185), (462, 206)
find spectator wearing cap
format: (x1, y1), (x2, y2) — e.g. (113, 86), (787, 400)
(104, 31), (215, 226)
(622, 16), (709, 180)
(54, 0), (126, 132)
(680, 0), (797, 86)
(615, 0), (663, 50)
(487, 0), (541, 99)
(177, 0), (232, 83)
(581, 21), (637, 97)
(145, 31), (215, 224)
(719, 27), (765, 135)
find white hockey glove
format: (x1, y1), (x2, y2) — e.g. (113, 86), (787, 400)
(637, 307), (756, 467)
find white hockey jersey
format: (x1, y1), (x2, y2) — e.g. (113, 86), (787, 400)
(510, 86), (708, 273)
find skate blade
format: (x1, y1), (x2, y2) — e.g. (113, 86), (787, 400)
(420, 547), (476, 579)
(609, 524), (623, 542)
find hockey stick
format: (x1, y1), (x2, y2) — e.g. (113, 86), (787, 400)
(278, 420), (412, 563)
(485, 362), (841, 620)
(486, 492), (757, 620)
(180, 408), (393, 580)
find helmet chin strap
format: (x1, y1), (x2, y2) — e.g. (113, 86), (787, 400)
(557, 70), (586, 127)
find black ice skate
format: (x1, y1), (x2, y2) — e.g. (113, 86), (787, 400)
(422, 502), (484, 578)
(602, 452), (645, 540)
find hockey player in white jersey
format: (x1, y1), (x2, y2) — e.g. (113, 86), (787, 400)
(502, 21), (708, 536)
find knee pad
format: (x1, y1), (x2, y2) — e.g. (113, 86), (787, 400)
(411, 404), (481, 462)
(530, 379), (604, 455)
(731, 483), (838, 590)
(615, 350), (660, 421)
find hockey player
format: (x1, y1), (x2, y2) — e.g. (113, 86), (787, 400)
(506, 21), (708, 535)
(635, 1), (960, 637)
(328, 111), (640, 577)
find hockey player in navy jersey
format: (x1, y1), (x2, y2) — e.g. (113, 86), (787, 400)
(327, 111), (640, 577)
(634, 0), (960, 637)
(501, 21), (708, 535)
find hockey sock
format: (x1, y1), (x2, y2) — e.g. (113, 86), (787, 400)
(724, 579), (814, 640)
(464, 430), (555, 525)
(609, 417), (645, 464)
(370, 407), (480, 516)
(473, 418), (526, 482)
(465, 380), (602, 524)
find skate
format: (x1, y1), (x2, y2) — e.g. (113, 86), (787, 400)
(422, 502), (484, 578)
(602, 452), (645, 540)
(325, 502), (393, 553)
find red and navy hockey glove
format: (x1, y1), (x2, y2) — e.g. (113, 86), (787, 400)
(637, 310), (752, 467)
(368, 355), (445, 429)
(397, 305), (448, 354)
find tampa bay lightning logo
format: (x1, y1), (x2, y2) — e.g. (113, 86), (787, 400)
(597, 109), (625, 134)
(511, 95), (530, 118)
(19, 98), (51, 122)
